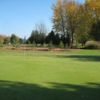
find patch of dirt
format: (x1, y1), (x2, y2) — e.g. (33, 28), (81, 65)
(0, 46), (80, 52)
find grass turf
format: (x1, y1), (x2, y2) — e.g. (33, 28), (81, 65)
(0, 50), (100, 100)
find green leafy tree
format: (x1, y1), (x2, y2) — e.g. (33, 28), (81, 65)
(45, 31), (55, 45)
(90, 20), (100, 41)
(10, 34), (20, 45)
(28, 30), (46, 46)
(53, 33), (60, 46)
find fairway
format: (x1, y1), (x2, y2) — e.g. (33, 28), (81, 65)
(0, 50), (100, 100)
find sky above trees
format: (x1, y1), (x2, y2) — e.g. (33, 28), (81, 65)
(0, 0), (84, 37)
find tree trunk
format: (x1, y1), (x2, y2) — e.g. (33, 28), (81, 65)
(70, 32), (74, 48)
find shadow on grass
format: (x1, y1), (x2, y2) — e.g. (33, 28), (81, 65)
(57, 55), (100, 62)
(0, 80), (100, 100)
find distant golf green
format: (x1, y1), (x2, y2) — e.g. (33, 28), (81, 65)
(0, 50), (100, 100)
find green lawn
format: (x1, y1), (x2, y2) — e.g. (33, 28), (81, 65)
(0, 50), (100, 100)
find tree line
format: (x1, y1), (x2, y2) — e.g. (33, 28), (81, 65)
(0, 30), (70, 48)
(0, 23), (71, 48)
(26, 23), (70, 47)
(0, 34), (23, 45)
(0, 0), (100, 49)
(52, 0), (100, 48)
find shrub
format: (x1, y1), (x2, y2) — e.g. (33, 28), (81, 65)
(48, 41), (54, 49)
(59, 41), (64, 48)
(83, 41), (100, 49)
(0, 43), (4, 47)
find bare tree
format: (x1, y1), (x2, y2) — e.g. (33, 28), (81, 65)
(35, 23), (47, 34)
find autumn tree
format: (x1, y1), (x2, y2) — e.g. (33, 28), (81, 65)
(3, 37), (10, 44)
(0, 35), (6, 44)
(64, 1), (79, 47)
(86, 0), (100, 41)
(0, 35), (10, 44)
(52, 0), (100, 48)
(75, 4), (92, 46)
(52, 0), (80, 48)
(52, 0), (66, 35)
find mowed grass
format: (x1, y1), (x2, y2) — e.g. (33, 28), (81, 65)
(0, 50), (100, 100)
